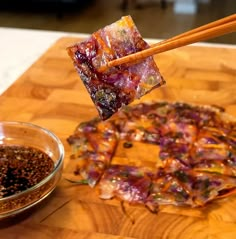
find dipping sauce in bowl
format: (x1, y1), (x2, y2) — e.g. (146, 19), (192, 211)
(0, 145), (54, 198)
(0, 121), (64, 219)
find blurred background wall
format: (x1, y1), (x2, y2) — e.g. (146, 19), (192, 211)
(0, 0), (235, 44)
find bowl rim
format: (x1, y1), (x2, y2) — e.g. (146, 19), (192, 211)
(0, 121), (64, 202)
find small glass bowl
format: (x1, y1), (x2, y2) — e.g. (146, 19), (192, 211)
(0, 121), (64, 219)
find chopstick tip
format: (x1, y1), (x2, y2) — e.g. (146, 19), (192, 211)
(97, 64), (109, 73)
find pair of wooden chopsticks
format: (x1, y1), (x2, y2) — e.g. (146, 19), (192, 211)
(99, 14), (236, 72)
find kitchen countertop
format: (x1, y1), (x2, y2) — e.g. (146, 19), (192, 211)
(0, 27), (89, 95)
(1, 27), (235, 95)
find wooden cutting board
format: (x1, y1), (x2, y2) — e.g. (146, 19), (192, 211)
(1, 37), (236, 239)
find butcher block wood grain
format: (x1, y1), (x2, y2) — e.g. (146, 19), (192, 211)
(1, 36), (236, 239)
